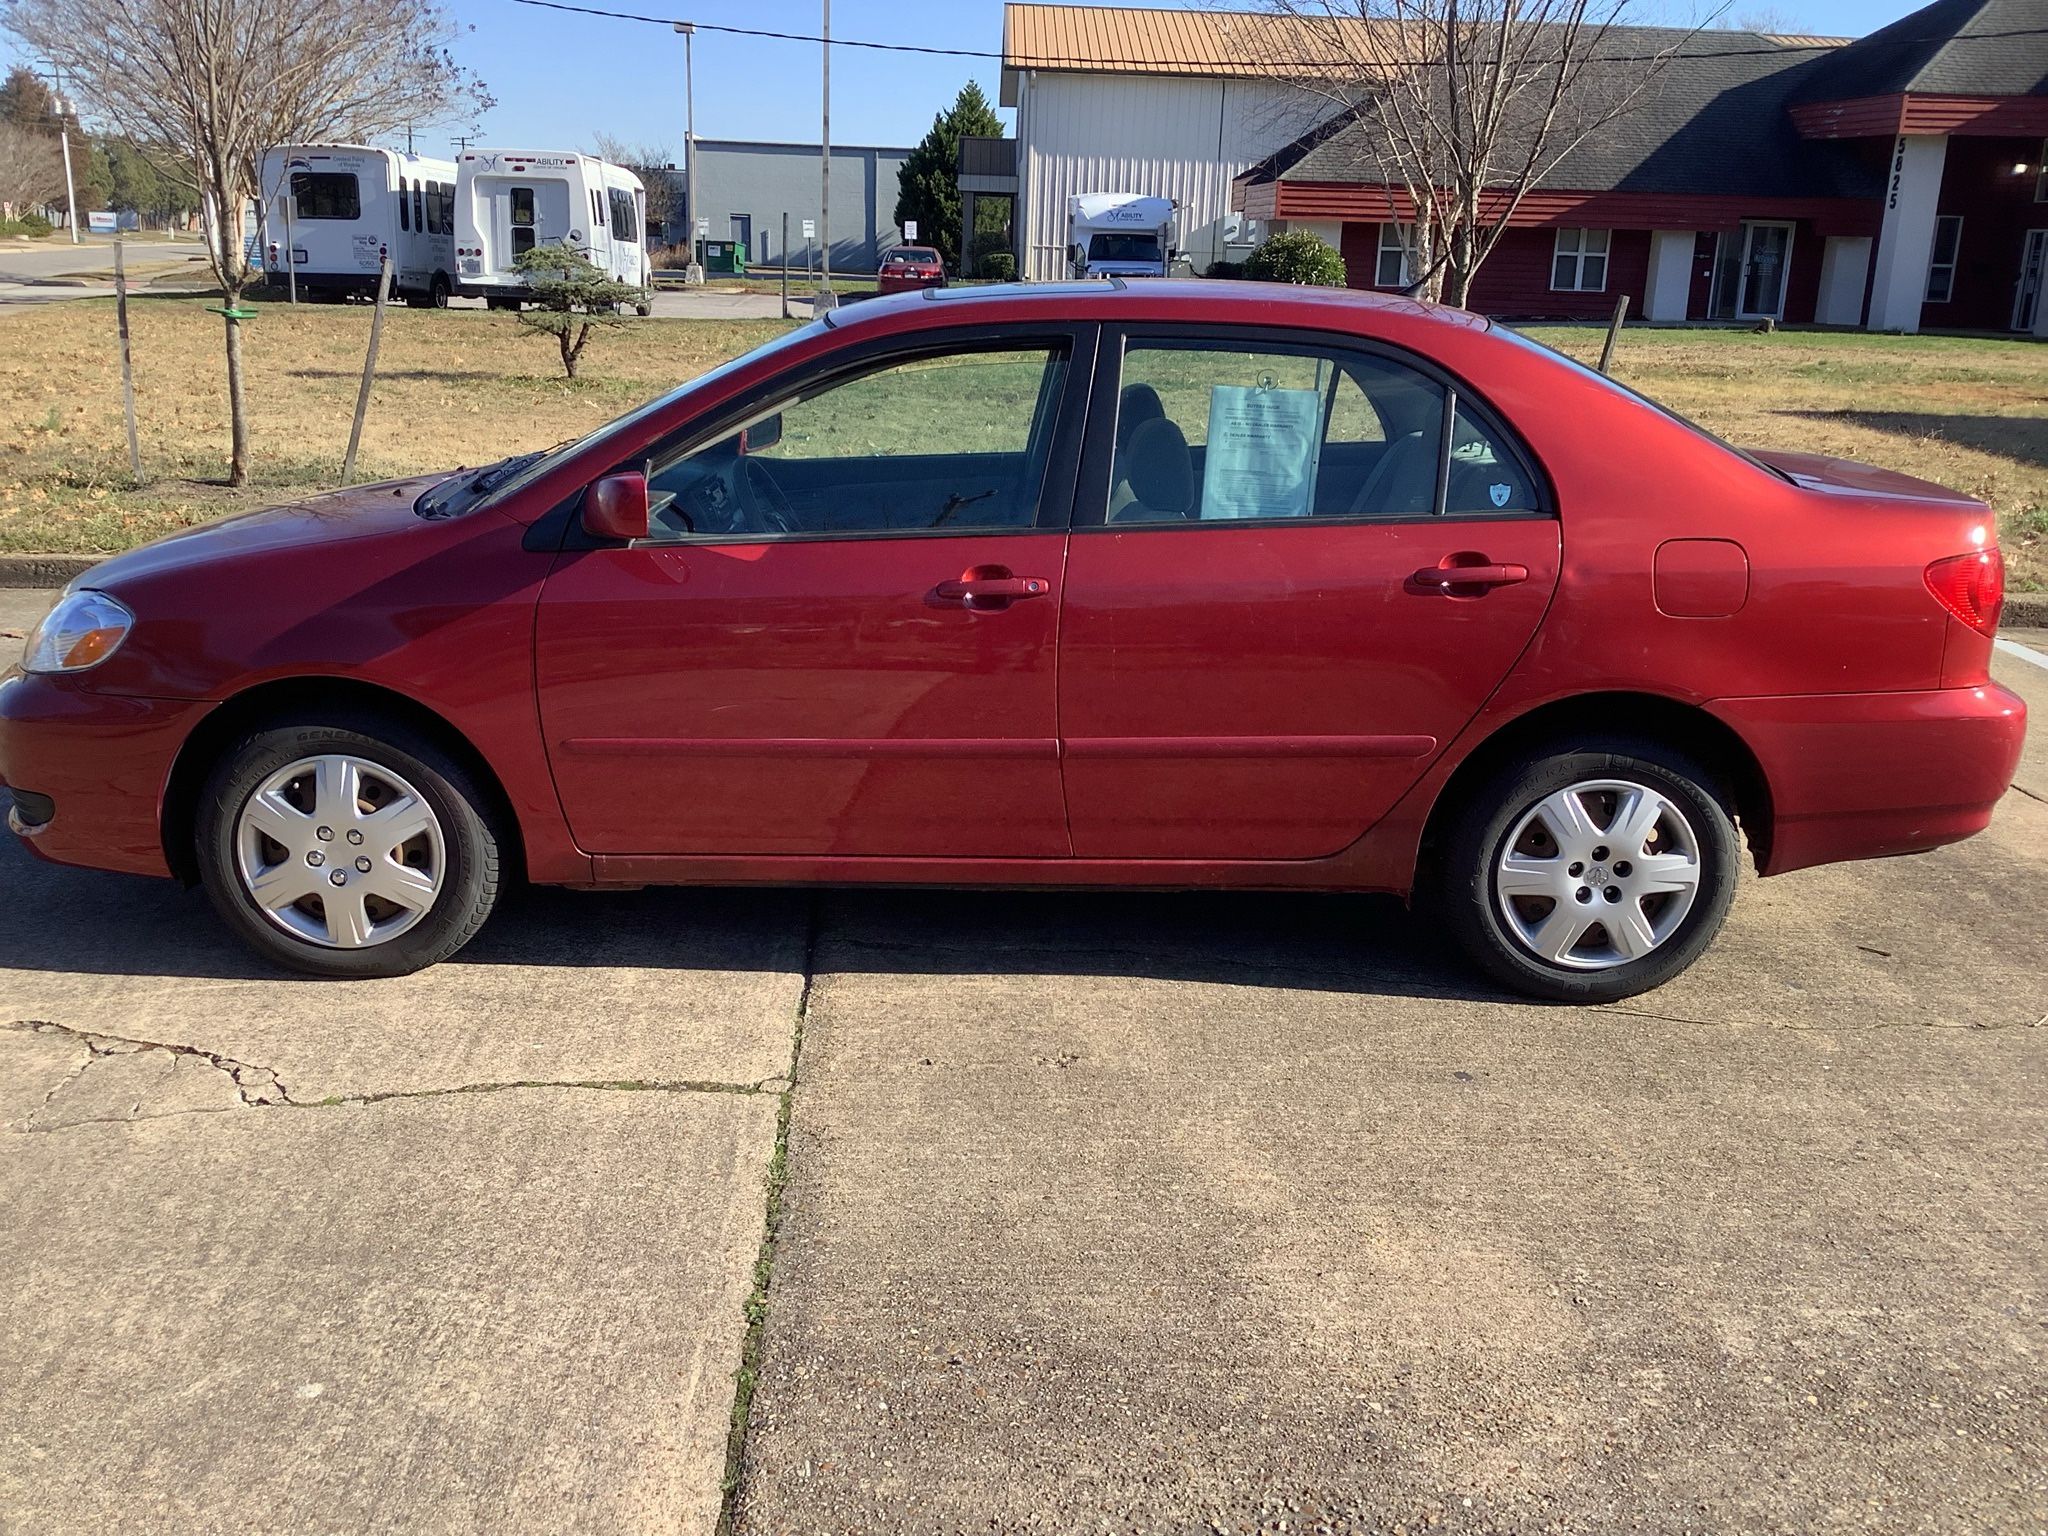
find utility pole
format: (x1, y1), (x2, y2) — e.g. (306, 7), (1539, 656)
(56, 97), (79, 244)
(42, 63), (80, 244)
(674, 21), (703, 285)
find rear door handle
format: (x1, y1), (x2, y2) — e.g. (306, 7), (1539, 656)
(1409, 560), (1530, 592)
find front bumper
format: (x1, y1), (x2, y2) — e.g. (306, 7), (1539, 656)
(1710, 683), (2027, 875)
(0, 671), (214, 878)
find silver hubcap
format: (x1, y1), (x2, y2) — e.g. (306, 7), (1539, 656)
(1494, 778), (1703, 971)
(234, 754), (445, 950)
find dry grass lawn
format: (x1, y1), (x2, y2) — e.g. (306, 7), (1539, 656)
(1, 298), (2042, 588)
(0, 297), (792, 556)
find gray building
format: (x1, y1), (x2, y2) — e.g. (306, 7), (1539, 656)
(669, 139), (913, 273)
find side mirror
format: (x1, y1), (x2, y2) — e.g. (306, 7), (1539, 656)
(740, 412), (782, 454)
(582, 470), (650, 542)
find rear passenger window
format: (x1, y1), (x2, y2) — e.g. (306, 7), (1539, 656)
(398, 176), (409, 230)
(1446, 399), (1539, 515)
(1107, 341), (1446, 524)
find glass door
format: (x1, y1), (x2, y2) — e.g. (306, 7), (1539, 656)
(2013, 229), (2047, 332)
(1737, 221), (1794, 320)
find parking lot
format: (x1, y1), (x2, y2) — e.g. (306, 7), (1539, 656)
(3, 573), (2045, 1531)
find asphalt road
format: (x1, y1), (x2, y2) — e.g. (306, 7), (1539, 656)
(2, 618), (2044, 1534)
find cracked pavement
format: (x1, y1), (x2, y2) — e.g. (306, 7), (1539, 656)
(2, 646), (2045, 1534)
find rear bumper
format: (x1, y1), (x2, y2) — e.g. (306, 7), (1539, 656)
(1711, 683), (2027, 875)
(0, 671), (211, 878)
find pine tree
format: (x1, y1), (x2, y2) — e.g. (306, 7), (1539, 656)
(892, 81), (1002, 270)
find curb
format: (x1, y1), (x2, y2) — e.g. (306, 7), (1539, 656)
(0, 555), (102, 589)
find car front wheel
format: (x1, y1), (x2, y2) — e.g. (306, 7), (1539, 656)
(195, 716), (501, 978)
(1435, 740), (1740, 1003)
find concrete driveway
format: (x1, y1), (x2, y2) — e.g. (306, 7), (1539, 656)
(3, 624), (2044, 1534)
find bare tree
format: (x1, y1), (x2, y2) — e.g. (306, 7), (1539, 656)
(0, 117), (63, 215)
(589, 132), (679, 241)
(3, 0), (489, 485)
(1248, 0), (1697, 306)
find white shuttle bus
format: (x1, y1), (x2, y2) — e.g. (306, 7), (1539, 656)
(259, 145), (458, 306)
(454, 149), (651, 311)
(1067, 193), (1181, 279)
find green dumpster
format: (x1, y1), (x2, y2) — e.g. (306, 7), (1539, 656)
(702, 239), (748, 276)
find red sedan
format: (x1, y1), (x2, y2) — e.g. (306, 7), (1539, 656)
(875, 245), (947, 294)
(0, 282), (2024, 1000)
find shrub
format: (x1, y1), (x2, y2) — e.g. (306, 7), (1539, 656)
(509, 245), (649, 379)
(1205, 259), (1245, 279)
(1243, 231), (1346, 287)
(979, 250), (1016, 282)
(0, 213), (54, 238)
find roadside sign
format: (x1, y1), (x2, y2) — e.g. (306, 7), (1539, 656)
(87, 210), (117, 234)
(696, 216), (709, 237)
(904, 220), (918, 241)
(801, 219), (815, 240)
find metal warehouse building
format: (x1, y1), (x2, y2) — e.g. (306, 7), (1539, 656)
(1000, 3), (1339, 279)
(677, 139), (913, 273)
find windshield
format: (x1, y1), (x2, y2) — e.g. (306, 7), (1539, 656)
(433, 319), (826, 516)
(1492, 324), (1791, 484)
(1087, 231), (1161, 264)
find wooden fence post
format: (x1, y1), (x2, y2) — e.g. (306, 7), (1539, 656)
(114, 238), (143, 483)
(342, 254), (392, 485)
(1598, 293), (1630, 375)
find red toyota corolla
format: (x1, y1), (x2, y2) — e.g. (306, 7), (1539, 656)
(0, 282), (2025, 1000)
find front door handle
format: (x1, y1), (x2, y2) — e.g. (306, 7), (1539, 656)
(933, 567), (1052, 611)
(1409, 557), (1530, 594)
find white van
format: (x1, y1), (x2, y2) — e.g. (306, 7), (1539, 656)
(259, 145), (458, 306)
(453, 149), (651, 310)
(1067, 193), (1181, 279)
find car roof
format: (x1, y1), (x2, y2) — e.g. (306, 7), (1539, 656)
(821, 278), (1490, 336)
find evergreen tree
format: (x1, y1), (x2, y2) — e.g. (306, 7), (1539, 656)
(892, 81), (1002, 270)
(0, 65), (56, 130)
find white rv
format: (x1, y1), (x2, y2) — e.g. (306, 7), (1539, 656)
(453, 149), (651, 310)
(259, 145), (458, 305)
(1067, 193), (1180, 279)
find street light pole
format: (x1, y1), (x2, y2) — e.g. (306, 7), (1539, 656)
(674, 21), (703, 286)
(817, 0), (834, 310)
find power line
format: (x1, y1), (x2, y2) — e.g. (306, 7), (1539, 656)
(508, 0), (2048, 70)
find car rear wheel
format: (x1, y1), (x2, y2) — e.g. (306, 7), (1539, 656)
(1434, 740), (1739, 1003)
(195, 717), (500, 978)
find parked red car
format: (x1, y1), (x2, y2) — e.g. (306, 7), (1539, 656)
(875, 245), (946, 294)
(1, 282), (2024, 999)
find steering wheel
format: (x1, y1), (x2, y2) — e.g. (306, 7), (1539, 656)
(739, 457), (797, 536)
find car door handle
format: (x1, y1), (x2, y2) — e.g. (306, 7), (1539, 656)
(933, 572), (1052, 609)
(1408, 560), (1530, 592)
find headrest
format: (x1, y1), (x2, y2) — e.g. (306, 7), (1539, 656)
(1124, 416), (1194, 516)
(1116, 383), (1167, 448)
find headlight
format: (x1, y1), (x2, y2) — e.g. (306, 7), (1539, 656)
(23, 590), (134, 674)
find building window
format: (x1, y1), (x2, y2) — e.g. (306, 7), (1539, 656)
(1925, 215), (1962, 302)
(1375, 223), (1412, 287)
(1551, 228), (1610, 292)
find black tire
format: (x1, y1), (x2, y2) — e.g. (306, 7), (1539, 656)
(194, 714), (501, 978)
(429, 273), (451, 308)
(1433, 737), (1740, 1003)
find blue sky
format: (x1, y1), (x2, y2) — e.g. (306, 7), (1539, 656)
(8, 0), (1928, 158)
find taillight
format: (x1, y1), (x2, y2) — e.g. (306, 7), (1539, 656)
(1925, 548), (2004, 635)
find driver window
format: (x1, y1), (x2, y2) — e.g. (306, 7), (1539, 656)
(645, 344), (1068, 540)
